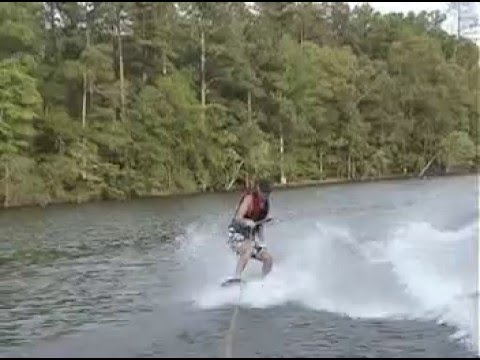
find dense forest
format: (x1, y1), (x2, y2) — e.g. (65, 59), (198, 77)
(0, 2), (478, 207)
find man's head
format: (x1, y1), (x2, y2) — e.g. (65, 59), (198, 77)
(256, 179), (272, 198)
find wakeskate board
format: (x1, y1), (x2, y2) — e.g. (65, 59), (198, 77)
(220, 278), (244, 287)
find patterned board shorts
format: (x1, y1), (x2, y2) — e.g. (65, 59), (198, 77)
(227, 226), (266, 260)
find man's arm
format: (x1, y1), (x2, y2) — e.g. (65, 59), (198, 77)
(235, 195), (255, 230)
(235, 195), (255, 227)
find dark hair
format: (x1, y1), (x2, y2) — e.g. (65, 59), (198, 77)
(257, 179), (272, 194)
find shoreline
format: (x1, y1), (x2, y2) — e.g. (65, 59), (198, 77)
(0, 171), (477, 212)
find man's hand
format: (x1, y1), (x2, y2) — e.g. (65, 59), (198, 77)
(243, 219), (256, 229)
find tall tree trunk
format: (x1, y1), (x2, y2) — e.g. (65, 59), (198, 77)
(81, 23), (91, 181)
(200, 28), (206, 117)
(4, 161), (9, 208)
(381, 117), (384, 145)
(319, 150), (324, 178)
(47, 2), (58, 63)
(347, 150), (352, 180)
(82, 72), (87, 130)
(162, 51), (167, 76)
(154, 4), (168, 77)
(118, 16), (125, 123)
(476, 53), (480, 167)
(247, 89), (255, 176)
(167, 165), (172, 190)
(337, 157), (341, 179)
(457, 2), (461, 40)
(89, 77), (93, 111)
(142, 5), (148, 83)
(82, 32), (87, 180)
(360, 152), (365, 179)
(423, 138), (427, 163)
(300, 19), (304, 49)
(280, 125), (286, 185)
(247, 90), (252, 125)
(86, 9), (94, 110)
(82, 69), (87, 180)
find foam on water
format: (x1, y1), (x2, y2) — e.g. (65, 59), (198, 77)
(177, 218), (478, 354)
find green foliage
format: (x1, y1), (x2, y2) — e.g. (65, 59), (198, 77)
(441, 131), (476, 167)
(0, 1), (477, 207)
(0, 58), (41, 157)
(0, 2), (43, 60)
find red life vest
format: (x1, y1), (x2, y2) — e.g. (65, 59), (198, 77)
(243, 190), (269, 222)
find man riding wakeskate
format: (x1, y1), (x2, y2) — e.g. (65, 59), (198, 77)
(225, 179), (273, 284)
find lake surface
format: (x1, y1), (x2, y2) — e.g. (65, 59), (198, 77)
(0, 175), (478, 357)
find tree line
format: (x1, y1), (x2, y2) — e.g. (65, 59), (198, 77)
(0, 2), (478, 207)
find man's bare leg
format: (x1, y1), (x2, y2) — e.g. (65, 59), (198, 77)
(234, 242), (254, 278)
(257, 249), (273, 277)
